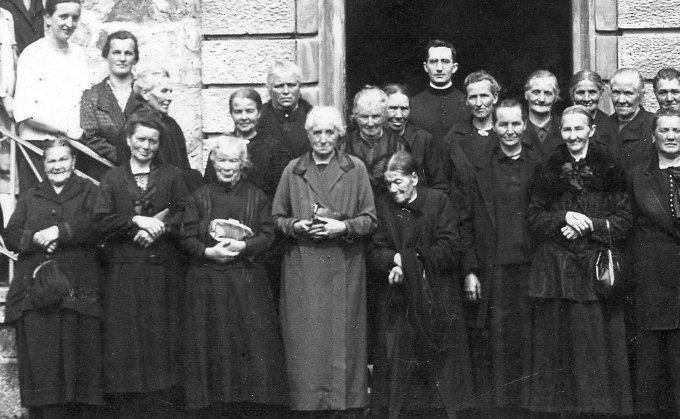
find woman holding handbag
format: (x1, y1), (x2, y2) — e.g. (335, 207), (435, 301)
(523, 105), (633, 416)
(5, 139), (103, 417)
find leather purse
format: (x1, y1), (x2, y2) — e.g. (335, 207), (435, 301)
(29, 257), (71, 308)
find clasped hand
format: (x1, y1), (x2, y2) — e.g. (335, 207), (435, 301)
(33, 225), (59, 253)
(204, 238), (245, 263)
(132, 216), (165, 247)
(563, 211), (593, 240)
(293, 217), (347, 240)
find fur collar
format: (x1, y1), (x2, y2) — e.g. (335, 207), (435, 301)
(530, 142), (627, 199)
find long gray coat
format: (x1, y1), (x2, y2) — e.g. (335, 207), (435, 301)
(272, 151), (377, 411)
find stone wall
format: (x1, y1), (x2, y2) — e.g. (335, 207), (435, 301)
(75, 0), (203, 169)
(201, 0), (322, 148)
(592, 0), (680, 113)
(0, 1), (203, 416)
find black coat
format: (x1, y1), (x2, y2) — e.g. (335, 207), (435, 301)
(610, 105), (655, 173)
(0, 0), (42, 53)
(369, 188), (473, 418)
(524, 115), (563, 159)
(460, 143), (542, 327)
(257, 98), (313, 191)
(399, 124), (451, 195)
(5, 175), (101, 322)
(630, 155), (680, 330)
(527, 142), (632, 301)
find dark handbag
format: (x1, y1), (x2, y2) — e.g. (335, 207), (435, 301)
(595, 219), (623, 299)
(29, 257), (71, 308)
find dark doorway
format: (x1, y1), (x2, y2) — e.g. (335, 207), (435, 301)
(346, 0), (572, 111)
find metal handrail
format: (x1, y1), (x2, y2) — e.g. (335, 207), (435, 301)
(0, 126), (101, 186)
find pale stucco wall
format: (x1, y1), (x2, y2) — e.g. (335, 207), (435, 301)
(616, 0), (680, 112)
(200, 0), (321, 148)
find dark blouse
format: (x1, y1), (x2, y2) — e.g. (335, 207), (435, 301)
(493, 152), (528, 264)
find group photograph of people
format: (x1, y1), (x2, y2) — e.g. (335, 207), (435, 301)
(0, 0), (679, 419)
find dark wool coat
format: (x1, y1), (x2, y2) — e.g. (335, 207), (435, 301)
(460, 143), (542, 328)
(399, 124), (452, 195)
(80, 77), (136, 164)
(524, 115), (563, 159)
(257, 98), (313, 190)
(93, 162), (189, 393)
(610, 105), (655, 173)
(444, 118), (495, 169)
(409, 85), (468, 148)
(272, 151), (376, 411)
(369, 188), (473, 418)
(0, 0), (42, 53)
(5, 175), (101, 322)
(630, 155), (680, 330)
(527, 142), (633, 301)
(593, 108), (621, 161)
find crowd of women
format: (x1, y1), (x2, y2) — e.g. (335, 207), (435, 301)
(1, 1), (680, 419)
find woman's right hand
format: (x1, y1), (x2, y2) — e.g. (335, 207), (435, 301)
(565, 211), (593, 235)
(32, 226), (59, 252)
(465, 273), (482, 302)
(132, 215), (166, 239)
(204, 241), (239, 263)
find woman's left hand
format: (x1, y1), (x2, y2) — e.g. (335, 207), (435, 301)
(311, 216), (347, 239)
(133, 229), (156, 248)
(220, 238), (246, 255)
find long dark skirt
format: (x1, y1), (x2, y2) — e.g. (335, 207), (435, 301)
(635, 328), (680, 417)
(183, 263), (287, 410)
(103, 260), (183, 394)
(471, 264), (531, 409)
(523, 298), (632, 416)
(371, 286), (473, 418)
(16, 308), (103, 407)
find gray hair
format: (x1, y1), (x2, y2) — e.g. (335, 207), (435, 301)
(209, 135), (253, 169)
(351, 85), (388, 121)
(611, 68), (645, 92)
(305, 106), (346, 137)
(266, 60), (302, 87)
(133, 67), (170, 95)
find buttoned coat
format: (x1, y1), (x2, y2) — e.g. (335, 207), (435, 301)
(272, 150), (377, 411)
(630, 155), (680, 330)
(5, 175), (100, 322)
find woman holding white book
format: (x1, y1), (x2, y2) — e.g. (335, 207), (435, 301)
(180, 135), (287, 416)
